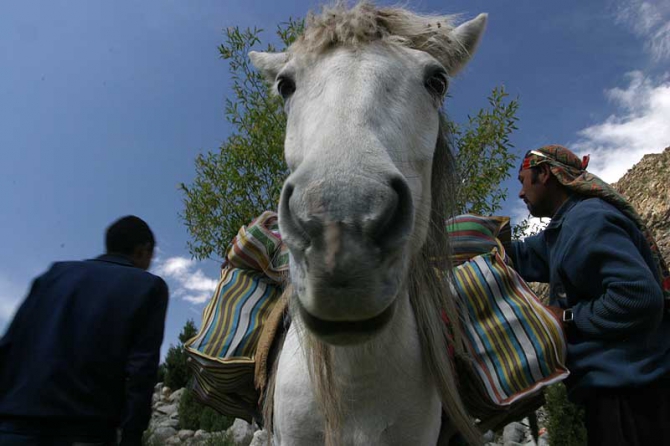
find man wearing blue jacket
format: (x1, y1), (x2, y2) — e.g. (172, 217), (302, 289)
(510, 145), (670, 446)
(0, 216), (169, 446)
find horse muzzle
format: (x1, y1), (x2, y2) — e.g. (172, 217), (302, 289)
(279, 171), (414, 344)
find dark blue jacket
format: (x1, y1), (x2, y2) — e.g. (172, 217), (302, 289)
(511, 196), (670, 401)
(0, 254), (168, 443)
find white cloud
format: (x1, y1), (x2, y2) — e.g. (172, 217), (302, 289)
(510, 204), (549, 240)
(615, 0), (670, 61)
(573, 71), (670, 183)
(153, 256), (218, 305)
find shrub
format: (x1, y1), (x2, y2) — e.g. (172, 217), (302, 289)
(204, 432), (236, 446)
(141, 428), (161, 446)
(163, 319), (198, 389)
(200, 406), (234, 432)
(545, 383), (587, 446)
(156, 362), (167, 384)
(163, 344), (190, 390)
(179, 387), (235, 432)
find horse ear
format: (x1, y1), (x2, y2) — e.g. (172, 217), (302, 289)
(249, 51), (289, 81)
(449, 13), (488, 75)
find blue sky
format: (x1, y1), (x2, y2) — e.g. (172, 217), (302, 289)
(1, 0), (669, 358)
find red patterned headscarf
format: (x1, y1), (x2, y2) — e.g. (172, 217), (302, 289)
(521, 145), (670, 307)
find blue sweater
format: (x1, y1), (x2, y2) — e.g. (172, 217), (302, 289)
(511, 196), (670, 401)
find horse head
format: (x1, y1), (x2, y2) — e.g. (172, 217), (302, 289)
(250, 3), (486, 345)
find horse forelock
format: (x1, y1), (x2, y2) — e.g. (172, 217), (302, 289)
(290, 1), (467, 72)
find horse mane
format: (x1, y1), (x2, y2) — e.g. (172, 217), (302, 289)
(407, 115), (480, 444)
(290, 1), (470, 73)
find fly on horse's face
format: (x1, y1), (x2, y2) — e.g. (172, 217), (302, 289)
(251, 11), (487, 345)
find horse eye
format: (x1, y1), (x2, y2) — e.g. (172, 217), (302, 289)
(425, 73), (449, 97)
(277, 76), (296, 99)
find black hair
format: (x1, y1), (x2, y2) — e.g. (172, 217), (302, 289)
(530, 166), (541, 183)
(105, 215), (155, 255)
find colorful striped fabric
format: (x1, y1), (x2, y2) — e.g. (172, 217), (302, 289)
(189, 355), (258, 421)
(446, 214), (510, 266)
(185, 211), (288, 422)
(186, 210), (568, 422)
(450, 247), (568, 406)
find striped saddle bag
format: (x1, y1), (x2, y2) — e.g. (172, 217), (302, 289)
(446, 214), (569, 425)
(185, 211), (289, 422)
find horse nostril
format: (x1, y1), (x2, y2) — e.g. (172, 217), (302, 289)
(279, 182), (311, 251)
(371, 176), (414, 252)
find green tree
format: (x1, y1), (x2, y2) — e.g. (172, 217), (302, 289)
(180, 21), (303, 261)
(451, 87), (519, 215)
(179, 318), (198, 343)
(180, 21), (520, 261)
(163, 319), (198, 390)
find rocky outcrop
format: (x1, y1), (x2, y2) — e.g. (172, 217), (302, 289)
(147, 384), (257, 446)
(614, 147), (670, 261)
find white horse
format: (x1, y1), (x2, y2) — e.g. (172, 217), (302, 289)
(250, 3), (487, 445)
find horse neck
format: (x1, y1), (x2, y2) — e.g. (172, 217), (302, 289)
(328, 293), (426, 390)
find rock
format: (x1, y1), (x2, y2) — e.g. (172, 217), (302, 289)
(614, 147), (670, 263)
(482, 430), (496, 443)
(227, 418), (255, 445)
(170, 388), (186, 403)
(157, 418), (179, 429)
(151, 426), (178, 443)
(194, 429), (210, 439)
(537, 433), (550, 446)
(178, 429), (195, 440)
(249, 429), (269, 446)
(503, 422), (526, 444)
(157, 403), (179, 417)
(165, 437), (182, 445)
(155, 382), (163, 392)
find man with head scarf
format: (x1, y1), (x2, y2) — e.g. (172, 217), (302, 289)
(510, 145), (670, 446)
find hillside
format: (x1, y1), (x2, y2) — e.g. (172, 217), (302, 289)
(614, 146), (670, 261)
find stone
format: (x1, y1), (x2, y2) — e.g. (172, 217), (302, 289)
(227, 418), (255, 445)
(249, 429), (269, 446)
(194, 429), (210, 439)
(151, 426), (178, 443)
(503, 422), (526, 444)
(157, 403), (179, 417)
(165, 437), (182, 445)
(537, 433), (550, 446)
(482, 430), (496, 443)
(178, 429), (195, 440)
(157, 418), (180, 429)
(169, 388), (186, 403)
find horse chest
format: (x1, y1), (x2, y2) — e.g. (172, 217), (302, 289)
(273, 323), (442, 445)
